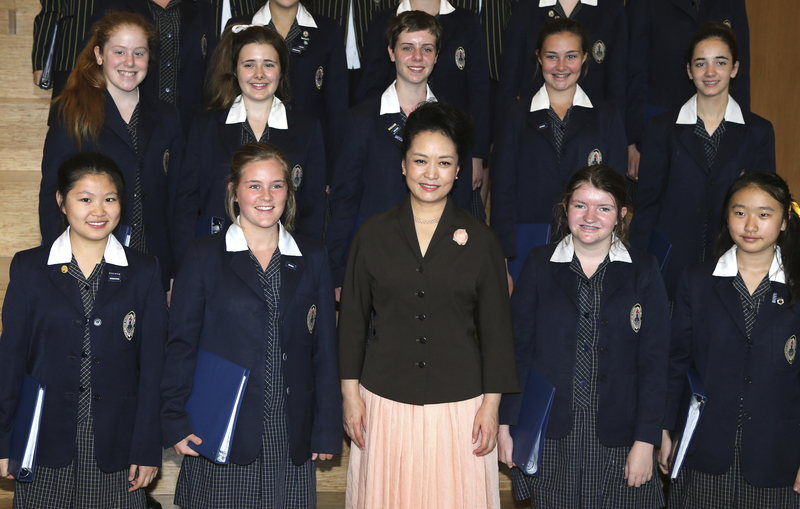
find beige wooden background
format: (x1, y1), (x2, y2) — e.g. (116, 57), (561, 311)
(0, 0), (798, 503)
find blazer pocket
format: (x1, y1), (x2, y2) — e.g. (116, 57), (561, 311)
(772, 327), (799, 373)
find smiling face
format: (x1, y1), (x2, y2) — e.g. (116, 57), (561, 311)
(537, 32), (587, 94)
(402, 130), (459, 207)
(687, 37), (739, 99)
(58, 173), (122, 246)
(236, 42), (281, 104)
(727, 185), (786, 257)
(566, 183), (626, 251)
(94, 25), (149, 99)
(230, 159), (288, 233)
(389, 29), (438, 87)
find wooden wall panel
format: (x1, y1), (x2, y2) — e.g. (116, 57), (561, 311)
(747, 0), (800, 191)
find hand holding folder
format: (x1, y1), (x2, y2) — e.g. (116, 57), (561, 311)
(183, 348), (249, 464)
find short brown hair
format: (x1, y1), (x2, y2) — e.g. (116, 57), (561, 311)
(386, 11), (443, 54)
(225, 142), (297, 232)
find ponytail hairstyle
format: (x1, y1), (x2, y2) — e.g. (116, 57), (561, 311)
(204, 25), (292, 111)
(226, 142), (297, 232)
(57, 12), (157, 149)
(554, 165), (629, 245)
(715, 172), (800, 305)
(534, 17), (591, 82)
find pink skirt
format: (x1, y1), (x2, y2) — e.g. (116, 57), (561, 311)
(346, 385), (500, 509)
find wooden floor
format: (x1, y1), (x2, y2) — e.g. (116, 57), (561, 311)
(0, 488), (529, 509)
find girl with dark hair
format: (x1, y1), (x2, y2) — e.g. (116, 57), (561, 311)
(338, 101), (519, 509)
(491, 18), (627, 292)
(172, 24), (327, 270)
(39, 11), (185, 291)
(661, 172), (800, 508)
(498, 165), (669, 508)
(163, 143), (341, 509)
(630, 22), (775, 301)
(1, 152), (167, 508)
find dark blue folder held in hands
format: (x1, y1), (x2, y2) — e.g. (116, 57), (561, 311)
(9, 376), (46, 482)
(510, 368), (556, 476)
(185, 348), (250, 464)
(669, 368), (707, 479)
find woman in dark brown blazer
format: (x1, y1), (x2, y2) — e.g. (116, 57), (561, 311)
(337, 101), (520, 509)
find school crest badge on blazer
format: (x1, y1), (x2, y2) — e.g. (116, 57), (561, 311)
(455, 47), (466, 70)
(592, 40), (606, 64)
(786, 335), (797, 365)
(292, 165), (303, 188)
(315, 66), (324, 89)
(163, 149), (170, 175)
(123, 311), (136, 340)
(307, 305), (317, 333)
(588, 149), (602, 166)
(201, 35), (208, 58)
(630, 304), (642, 333)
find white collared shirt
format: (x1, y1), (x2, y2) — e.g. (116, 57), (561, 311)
(396, 0), (456, 15)
(712, 245), (785, 283)
(225, 219), (303, 256)
(226, 95), (289, 130)
(530, 84), (593, 112)
(251, 1), (318, 28)
(550, 234), (632, 263)
(379, 81), (437, 116)
(47, 228), (129, 266)
(676, 94), (746, 125)
(539, 0), (598, 6)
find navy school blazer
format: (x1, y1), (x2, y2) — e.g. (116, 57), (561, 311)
(626, 0), (750, 144)
(490, 95), (627, 259)
(629, 107), (775, 300)
(161, 228), (342, 465)
(499, 242), (670, 447)
(354, 6), (491, 159)
(0, 244), (167, 471)
(39, 91), (186, 289)
(325, 96), (475, 285)
(497, 0), (628, 121)
(230, 11), (350, 184)
(96, 0), (219, 133)
(666, 262), (800, 487)
(171, 105), (327, 271)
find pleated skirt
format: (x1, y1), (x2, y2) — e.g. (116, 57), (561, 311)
(345, 385), (500, 509)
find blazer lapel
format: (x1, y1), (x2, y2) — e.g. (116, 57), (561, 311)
(228, 250), (265, 302)
(528, 109), (558, 153)
(678, 124), (709, 172)
(424, 197), (459, 258)
(219, 111), (244, 156)
(749, 283), (791, 340)
(599, 262), (626, 309)
(381, 113), (405, 149)
(552, 262), (580, 310)
(279, 255), (304, 317)
(715, 277), (748, 340)
(713, 122), (746, 174)
(669, 0), (697, 19)
(94, 264), (128, 306)
(135, 94), (159, 159)
(49, 264), (85, 315)
(562, 106), (592, 145)
(104, 93), (136, 153)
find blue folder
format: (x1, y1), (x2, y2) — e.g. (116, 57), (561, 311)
(646, 228), (672, 278)
(9, 376), (46, 482)
(507, 224), (551, 285)
(185, 348), (250, 464)
(669, 368), (707, 479)
(510, 368), (556, 476)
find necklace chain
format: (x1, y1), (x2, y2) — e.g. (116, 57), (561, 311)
(414, 216), (441, 225)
